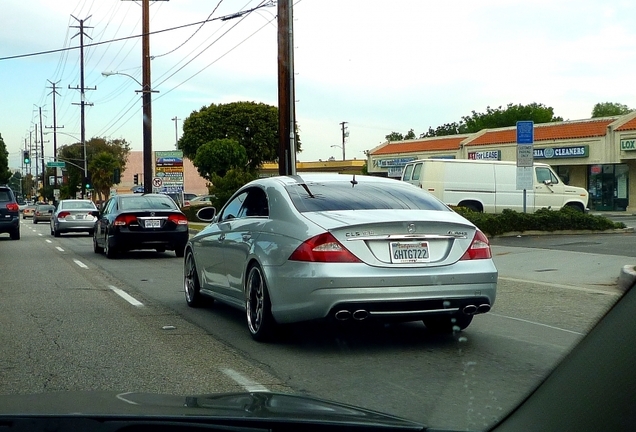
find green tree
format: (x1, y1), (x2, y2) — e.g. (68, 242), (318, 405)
(57, 137), (130, 200)
(0, 133), (10, 184)
(194, 138), (248, 180)
(178, 101), (301, 171)
(89, 151), (121, 202)
(591, 102), (633, 118)
(208, 168), (258, 210)
(385, 131), (404, 142)
(422, 103), (563, 137)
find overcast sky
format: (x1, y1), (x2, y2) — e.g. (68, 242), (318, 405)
(2, 0), (636, 169)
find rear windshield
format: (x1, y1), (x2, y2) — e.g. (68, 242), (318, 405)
(284, 180), (448, 213)
(120, 196), (177, 210)
(61, 200), (96, 210)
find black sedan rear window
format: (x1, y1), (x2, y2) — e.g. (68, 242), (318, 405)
(284, 180), (448, 212)
(120, 196), (177, 210)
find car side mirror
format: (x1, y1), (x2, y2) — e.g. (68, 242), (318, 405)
(196, 206), (216, 222)
(543, 179), (553, 186)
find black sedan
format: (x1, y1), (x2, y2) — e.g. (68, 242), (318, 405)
(93, 194), (189, 258)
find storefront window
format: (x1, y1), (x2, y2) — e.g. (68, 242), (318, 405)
(588, 164), (629, 211)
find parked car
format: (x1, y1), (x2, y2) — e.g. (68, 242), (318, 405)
(184, 194), (215, 207)
(0, 185), (20, 240)
(183, 193), (197, 202)
(22, 204), (36, 219)
(183, 174), (498, 341)
(51, 199), (98, 237)
(93, 193), (189, 258)
(32, 204), (54, 224)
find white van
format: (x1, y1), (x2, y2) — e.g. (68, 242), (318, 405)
(401, 159), (588, 213)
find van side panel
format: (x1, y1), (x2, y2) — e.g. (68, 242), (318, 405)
(493, 164), (535, 213)
(440, 162), (495, 212)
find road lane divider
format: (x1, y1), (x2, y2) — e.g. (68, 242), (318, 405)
(56, 246), (64, 252)
(73, 259), (89, 269)
(221, 368), (269, 392)
(46, 240), (52, 243)
(108, 285), (144, 307)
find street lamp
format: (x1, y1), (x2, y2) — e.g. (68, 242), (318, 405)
(102, 70), (158, 193)
(331, 144), (345, 161)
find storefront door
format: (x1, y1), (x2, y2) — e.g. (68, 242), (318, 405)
(588, 164), (629, 211)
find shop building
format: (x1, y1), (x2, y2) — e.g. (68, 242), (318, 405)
(367, 113), (636, 212)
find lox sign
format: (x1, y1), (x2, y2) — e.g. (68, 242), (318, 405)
(620, 139), (636, 151)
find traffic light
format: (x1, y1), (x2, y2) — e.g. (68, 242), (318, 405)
(84, 175), (92, 190)
(133, 174), (139, 185)
(23, 151), (30, 164)
(113, 168), (121, 184)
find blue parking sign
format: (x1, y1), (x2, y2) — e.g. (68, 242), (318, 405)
(516, 121), (534, 144)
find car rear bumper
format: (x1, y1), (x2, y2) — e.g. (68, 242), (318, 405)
(0, 216), (20, 233)
(109, 229), (189, 251)
(263, 259), (498, 324)
(56, 219), (96, 232)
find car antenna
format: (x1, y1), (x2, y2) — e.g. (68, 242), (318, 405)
(350, 174), (358, 187)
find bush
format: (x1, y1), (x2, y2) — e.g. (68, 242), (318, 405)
(452, 206), (625, 237)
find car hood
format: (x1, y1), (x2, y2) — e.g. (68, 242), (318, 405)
(0, 391), (425, 429)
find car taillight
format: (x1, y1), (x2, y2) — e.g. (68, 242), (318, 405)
(57, 211), (70, 219)
(114, 214), (137, 226)
(168, 214), (188, 225)
(6, 203), (19, 211)
(289, 232), (361, 263)
(460, 230), (492, 260)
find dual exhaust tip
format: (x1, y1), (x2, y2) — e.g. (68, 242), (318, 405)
(463, 304), (491, 315)
(334, 303), (491, 321)
(335, 309), (368, 321)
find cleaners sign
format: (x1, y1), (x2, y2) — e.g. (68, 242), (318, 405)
(533, 145), (589, 159)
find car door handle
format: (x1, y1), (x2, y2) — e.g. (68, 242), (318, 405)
(242, 233), (251, 241)
(219, 234), (226, 241)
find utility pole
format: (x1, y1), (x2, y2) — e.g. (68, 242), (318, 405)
(171, 116), (180, 149)
(69, 15), (96, 199)
(277, 0), (297, 175)
(39, 107), (46, 191)
(33, 124), (39, 199)
(47, 80), (63, 196)
(339, 121), (348, 161)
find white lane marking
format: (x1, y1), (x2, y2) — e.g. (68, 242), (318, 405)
(116, 392), (140, 405)
(46, 240), (52, 243)
(73, 259), (89, 269)
(38, 233), (42, 236)
(56, 246), (64, 252)
(498, 276), (620, 296)
(108, 285), (144, 307)
(489, 313), (584, 335)
(221, 368), (269, 392)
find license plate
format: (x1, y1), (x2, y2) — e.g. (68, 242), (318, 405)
(389, 241), (430, 263)
(75, 215), (84, 220)
(145, 219), (161, 228)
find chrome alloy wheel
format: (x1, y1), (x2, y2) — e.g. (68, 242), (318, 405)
(246, 266), (265, 335)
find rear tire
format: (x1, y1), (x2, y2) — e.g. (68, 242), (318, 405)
(175, 245), (185, 258)
(424, 314), (473, 333)
(10, 228), (20, 240)
(245, 264), (277, 342)
(104, 234), (117, 259)
(54, 229), (60, 237)
(184, 251), (206, 307)
(93, 231), (104, 254)
(33, 219), (37, 224)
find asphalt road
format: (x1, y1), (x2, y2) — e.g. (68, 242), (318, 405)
(0, 220), (627, 431)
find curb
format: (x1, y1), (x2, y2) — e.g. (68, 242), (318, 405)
(493, 227), (634, 238)
(618, 265), (636, 292)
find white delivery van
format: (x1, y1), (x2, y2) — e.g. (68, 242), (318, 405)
(401, 159), (588, 213)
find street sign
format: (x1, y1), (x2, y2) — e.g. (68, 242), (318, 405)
(152, 177), (163, 188)
(517, 145), (534, 167)
(516, 166), (533, 190)
(516, 121), (534, 144)
(46, 161), (66, 168)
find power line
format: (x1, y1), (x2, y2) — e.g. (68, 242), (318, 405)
(0, 4), (274, 62)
